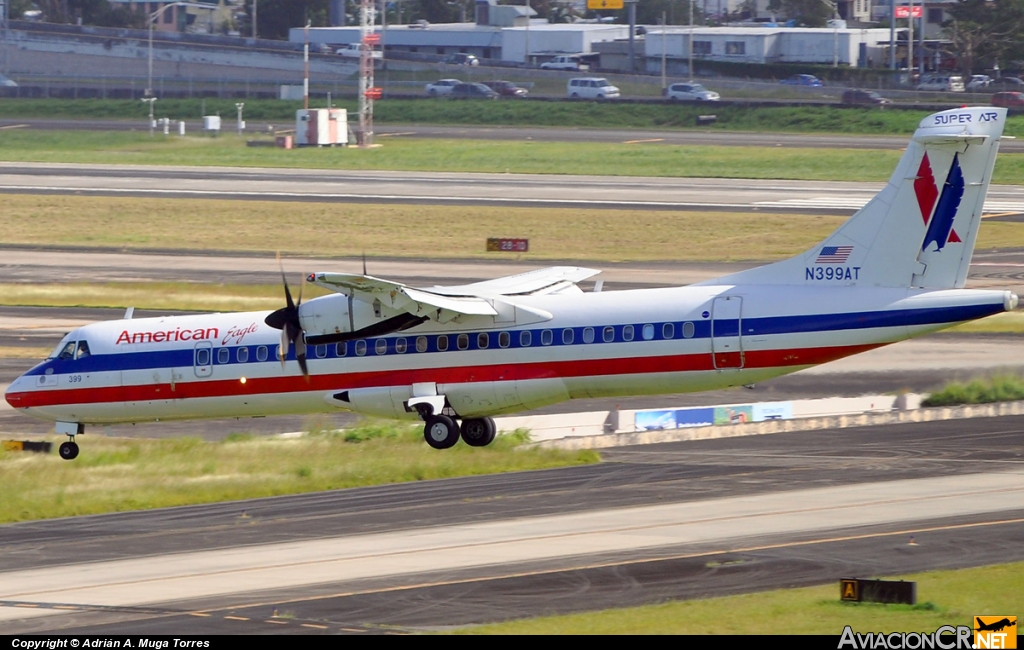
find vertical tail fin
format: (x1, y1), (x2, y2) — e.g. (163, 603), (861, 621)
(707, 107), (1007, 289)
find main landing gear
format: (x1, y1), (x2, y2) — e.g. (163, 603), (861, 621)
(422, 415), (497, 450)
(408, 397), (497, 450)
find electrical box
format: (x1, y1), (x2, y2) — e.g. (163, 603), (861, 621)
(295, 109), (348, 146)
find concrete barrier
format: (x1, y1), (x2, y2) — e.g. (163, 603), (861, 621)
(528, 399), (1024, 451)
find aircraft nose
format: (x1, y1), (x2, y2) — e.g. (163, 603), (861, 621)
(5, 374), (26, 408)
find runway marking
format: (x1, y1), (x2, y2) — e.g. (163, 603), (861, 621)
(223, 615), (249, 621)
(982, 211), (1024, 219)
(264, 619), (288, 624)
(202, 514), (1024, 614)
(301, 623), (328, 629)
(0, 124), (29, 130)
(189, 612), (211, 617)
(622, 138), (665, 144)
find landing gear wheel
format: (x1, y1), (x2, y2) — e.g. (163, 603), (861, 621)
(59, 441), (79, 460)
(424, 414), (460, 450)
(461, 417), (496, 447)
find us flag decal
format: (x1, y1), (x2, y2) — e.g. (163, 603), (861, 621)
(815, 246), (853, 264)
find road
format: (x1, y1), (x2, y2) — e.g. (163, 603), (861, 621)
(5, 161), (1024, 215)
(2, 416), (1022, 633)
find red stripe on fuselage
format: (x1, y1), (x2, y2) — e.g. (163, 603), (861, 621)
(7, 343), (881, 409)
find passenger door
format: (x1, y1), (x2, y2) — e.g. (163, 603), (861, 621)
(194, 341), (213, 378)
(711, 296), (743, 370)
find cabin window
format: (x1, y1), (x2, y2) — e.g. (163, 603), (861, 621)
(75, 341), (91, 359)
(275, 345), (282, 361)
(663, 323), (675, 339)
(336, 342), (347, 357)
(355, 340), (367, 356)
(603, 326), (614, 343)
(683, 322), (695, 338)
(196, 348), (210, 366)
(583, 327), (595, 343)
(499, 332), (510, 348)
(237, 347), (249, 363)
(257, 345), (268, 362)
(478, 333), (489, 349)
(623, 325), (634, 341)
(375, 339), (387, 355)
(457, 334), (469, 350)
(396, 338), (407, 353)
(541, 329), (553, 346)
(58, 341), (76, 360)
(520, 331), (532, 347)
(316, 344), (327, 358)
(562, 328), (574, 345)
(643, 324), (655, 340)
(437, 335), (449, 352)
(218, 348), (230, 364)
(416, 336), (428, 353)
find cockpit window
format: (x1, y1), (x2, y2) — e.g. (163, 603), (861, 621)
(75, 341), (91, 360)
(57, 341), (76, 360)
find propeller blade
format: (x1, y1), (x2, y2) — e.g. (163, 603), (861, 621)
(295, 330), (309, 380)
(279, 327), (289, 369)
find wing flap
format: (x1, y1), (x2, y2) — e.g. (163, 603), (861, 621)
(430, 266), (601, 297)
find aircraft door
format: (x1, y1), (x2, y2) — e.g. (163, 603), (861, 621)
(194, 341), (213, 377)
(711, 296), (743, 369)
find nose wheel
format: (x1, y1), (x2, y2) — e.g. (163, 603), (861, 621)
(59, 440), (80, 460)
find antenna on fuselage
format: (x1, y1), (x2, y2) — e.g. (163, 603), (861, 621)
(124, 307), (135, 320)
(362, 251), (367, 276)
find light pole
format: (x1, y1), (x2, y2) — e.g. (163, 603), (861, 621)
(235, 102), (245, 136)
(142, 97), (157, 136)
(148, 3), (216, 98)
(524, 0), (530, 66)
(817, 0), (839, 68)
(252, 0), (257, 38)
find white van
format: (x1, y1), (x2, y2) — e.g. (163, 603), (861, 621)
(567, 77), (620, 100)
(916, 74), (965, 92)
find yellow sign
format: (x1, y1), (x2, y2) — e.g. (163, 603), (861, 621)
(587, 0), (624, 9)
(974, 616), (1017, 649)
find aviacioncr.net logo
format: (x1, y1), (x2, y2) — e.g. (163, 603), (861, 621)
(838, 626), (973, 649)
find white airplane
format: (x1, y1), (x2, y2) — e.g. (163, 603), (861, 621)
(5, 107), (1018, 460)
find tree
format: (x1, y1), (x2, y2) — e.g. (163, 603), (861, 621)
(944, 0), (1024, 76)
(241, 0), (328, 40)
(766, 0), (833, 27)
(31, 0), (145, 28)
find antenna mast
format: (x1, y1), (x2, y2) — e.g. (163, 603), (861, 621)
(357, 0), (378, 147)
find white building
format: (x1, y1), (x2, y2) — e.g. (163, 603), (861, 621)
(645, 26), (895, 67)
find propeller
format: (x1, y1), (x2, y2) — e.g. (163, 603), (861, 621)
(264, 254), (309, 379)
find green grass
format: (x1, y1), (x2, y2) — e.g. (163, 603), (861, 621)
(4, 128), (1024, 184)
(921, 375), (1024, 407)
(3, 98), (1021, 136)
(0, 420), (599, 523)
(457, 561), (1024, 634)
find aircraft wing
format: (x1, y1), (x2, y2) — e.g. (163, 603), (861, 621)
(429, 266), (601, 297)
(309, 272), (498, 324)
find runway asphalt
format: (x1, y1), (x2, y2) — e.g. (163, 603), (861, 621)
(2, 416), (1023, 634)
(6, 162), (1024, 214)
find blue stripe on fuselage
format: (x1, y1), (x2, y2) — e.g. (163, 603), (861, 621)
(25, 301), (1003, 376)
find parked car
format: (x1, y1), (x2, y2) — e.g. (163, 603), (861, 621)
(779, 74), (823, 87)
(990, 76), (1024, 90)
(484, 80), (528, 97)
(664, 82), (720, 101)
(992, 91), (1024, 109)
(841, 89), (891, 106)
(442, 53), (479, 66)
(424, 79), (462, 96)
(915, 74), (965, 92)
(967, 75), (992, 91)
(0, 74), (17, 88)
(567, 77), (619, 100)
(541, 55), (587, 71)
(450, 82), (498, 99)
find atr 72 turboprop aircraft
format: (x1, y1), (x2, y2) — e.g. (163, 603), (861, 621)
(5, 107), (1019, 459)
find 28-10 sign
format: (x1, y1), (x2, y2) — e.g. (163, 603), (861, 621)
(487, 238), (529, 253)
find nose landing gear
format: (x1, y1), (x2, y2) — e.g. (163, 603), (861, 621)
(55, 422), (84, 461)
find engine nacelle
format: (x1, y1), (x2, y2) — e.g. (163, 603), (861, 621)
(298, 293), (380, 338)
